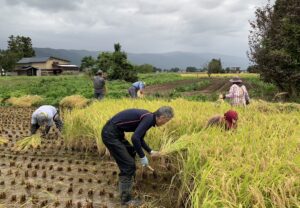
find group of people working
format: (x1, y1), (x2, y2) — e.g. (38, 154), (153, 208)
(30, 74), (249, 206)
(92, 70), (145, 100)
(93, 71), (250, 107)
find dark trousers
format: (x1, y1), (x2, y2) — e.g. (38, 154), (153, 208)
(94, 91), (105, 100)
(128, 86), (138, 98)
(102, 121), (136, 177)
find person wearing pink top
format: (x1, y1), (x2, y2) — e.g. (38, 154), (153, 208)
(221, 77), (250, 106)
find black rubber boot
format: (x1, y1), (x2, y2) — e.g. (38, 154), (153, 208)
(119, 176), (142, 207)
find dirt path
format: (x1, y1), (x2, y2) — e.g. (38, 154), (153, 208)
(0, 107), (177, 208)
(182, 78), (231, 96)
(145, 77), (253, 97)
(144, 79), (203, 95)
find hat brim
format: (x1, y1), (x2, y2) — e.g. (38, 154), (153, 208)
(229, 79), (242, 83)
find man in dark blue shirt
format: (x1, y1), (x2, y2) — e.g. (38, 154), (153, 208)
(102, 106), (174, 206)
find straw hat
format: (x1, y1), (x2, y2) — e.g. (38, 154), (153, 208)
(229, 77), (242, 83)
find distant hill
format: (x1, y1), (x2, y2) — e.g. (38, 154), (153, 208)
(34, 48), (249, 70)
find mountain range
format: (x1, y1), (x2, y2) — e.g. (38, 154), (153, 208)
(34, 47), (250, 70)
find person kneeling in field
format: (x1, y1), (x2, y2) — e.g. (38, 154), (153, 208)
(102, 106), (174, 206)
(31, 105), (63, 136)
(207, 110), (238, 130)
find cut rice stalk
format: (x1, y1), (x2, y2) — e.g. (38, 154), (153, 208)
(15, 134), (42, 151)
(0, 137), (8, 145)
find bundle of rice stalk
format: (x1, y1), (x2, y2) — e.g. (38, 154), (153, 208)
(6, 95), (43, 107)
(0, 137), (8, 145)
(15, 134), (41, 151)
(137, 90), (144, 98)
(60, 95), (89, 109)
(160, 134), (191, 156)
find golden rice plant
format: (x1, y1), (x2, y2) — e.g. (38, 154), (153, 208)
(0, 137), (8, 145)
(6, 95), (43, 107)
(15, 134), (42, 151)
(59, 95), (89, 109)
(63, 98), (300, 207)
(137, 90), (144, 98)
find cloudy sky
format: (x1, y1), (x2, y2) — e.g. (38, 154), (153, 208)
(0, 0), (271, 58)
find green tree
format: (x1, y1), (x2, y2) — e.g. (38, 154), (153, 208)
(8, 35), (35, 59)
(97, 43), (137, 81)
(208, 58), (222, 76)
(134, 64), (154, 73)
(186, 66), (198, 72)
(248, 0), (300, 97)
(0, 50), (19, 71)
(153, 67), (162, 72)
(225, 67), (230, 73)
(80, 56), (96, 71)
(169, 67), (180, 72)
(0, 35), (35, 71)
(247, 65), (259, 73)
(97, 52), (113, 72)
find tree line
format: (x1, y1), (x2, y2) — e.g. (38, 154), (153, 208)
(248, 0), (300, 98)
(0, 35), (35, 71)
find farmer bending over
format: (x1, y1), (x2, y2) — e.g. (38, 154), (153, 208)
(207, 110), (238, 130)
(102, 106), (174, 206)
(128, 81), (145, 98)
(31, 105), (63, 136)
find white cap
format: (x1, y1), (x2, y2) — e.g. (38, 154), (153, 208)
(36, 112), (49, 125)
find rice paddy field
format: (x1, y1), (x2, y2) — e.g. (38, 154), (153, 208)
(0, 73), (299, 207)
(62, 99), (300, 208)
(1, 98), (299, 207)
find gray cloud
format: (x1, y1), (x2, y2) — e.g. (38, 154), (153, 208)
(0, 0), (273, 57)
(5, 0), (83, 12)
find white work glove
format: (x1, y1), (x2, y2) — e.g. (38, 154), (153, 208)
(140, 156), (149, 166)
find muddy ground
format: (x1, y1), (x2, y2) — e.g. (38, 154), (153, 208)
(144, 78), (254, 97)
(0, 107), (178, 208)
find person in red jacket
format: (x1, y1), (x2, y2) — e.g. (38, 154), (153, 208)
(206, 110), (238, 130)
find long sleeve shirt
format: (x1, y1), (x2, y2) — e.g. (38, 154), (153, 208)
(225, 84), (250, 106)
(132, 81), (145, 90)
(110, 109), (155, 158)
(93, 76), (105, 93)
(31, 105), (57, 126)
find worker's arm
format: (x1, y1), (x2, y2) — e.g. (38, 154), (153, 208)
(43, 125), (51, 136)
(104, 79), (107, 94)
(139, 82), (145, 94)
(30, 123), (39, 135)
(140, 136), (152, 153)
(242, 86), (250, 102)
(30, 116), (39, 135)
(131, 115), (153, 158)
(54, 115), (63, 132)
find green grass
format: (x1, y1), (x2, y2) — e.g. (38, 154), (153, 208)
(243, 77), (278, 100)
(0, 73), (291, 105)
(175, 80), (211, 92)
(0, 73), (189, 106)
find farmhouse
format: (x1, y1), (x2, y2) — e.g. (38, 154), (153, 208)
(15, 56), (79, 76)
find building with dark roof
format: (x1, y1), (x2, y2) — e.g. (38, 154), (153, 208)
(15, 56), (79, 76)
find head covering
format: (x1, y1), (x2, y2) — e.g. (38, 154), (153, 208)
(36, 112), (49, 125)
(224, 110), (238, 129)
(229, 77), (242, 83)
(96, 70), (103, 75)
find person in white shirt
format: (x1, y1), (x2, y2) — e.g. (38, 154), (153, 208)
(31, 105), (63, 136)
